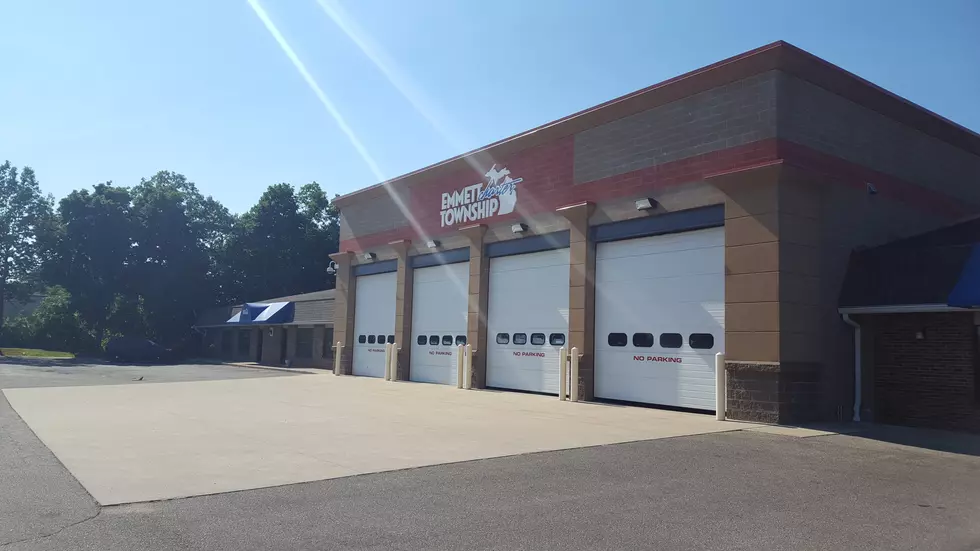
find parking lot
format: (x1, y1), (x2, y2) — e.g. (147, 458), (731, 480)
(3, 359), (980, 551)
(4, 360), (753, 505)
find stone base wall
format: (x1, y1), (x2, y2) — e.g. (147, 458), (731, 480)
(726, 361), (822, 424)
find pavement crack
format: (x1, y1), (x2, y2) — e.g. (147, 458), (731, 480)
(1, 507), (102, 548)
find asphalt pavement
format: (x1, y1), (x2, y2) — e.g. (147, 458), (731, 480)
(2, 359), (980, 551)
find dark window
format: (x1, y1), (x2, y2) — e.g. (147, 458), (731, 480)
(607, 333), (628, 347)
(358, 335), (366, 344)
(455, 335), (467, 346)
(530, 333), (546, 345)
(322, 327), (334, 359)
(367, 335), (376, 344)
(442, 335), (453, 346)
(376, 334), (385, 345)
(221, 330), (233, 354)
(689, 333), (715, 350)
(632, 333), (654, 348)
(549, 333), (565, 346)
(496, 333), (509, 345)
(660, 333), (683, 348)
(296, 328), (314, 359)
(387, 335), (395, 344)
(513, 333), (527, 345)
(429, 335), (439, 346)
(238, 330), (251, 355)
(417, 335), (427, 346)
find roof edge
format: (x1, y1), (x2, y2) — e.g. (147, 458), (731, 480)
(838, 304), (972, 315)
(334, 40), (980, 208)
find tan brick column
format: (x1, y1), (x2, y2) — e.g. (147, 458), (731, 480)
(557, 202), (596, 401)
(459, 224), (489, 388)
(391, 239), (414, 380)
(330, 251), (356, 374)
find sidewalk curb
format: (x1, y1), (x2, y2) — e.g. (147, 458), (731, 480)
(189, 358), (330, 375)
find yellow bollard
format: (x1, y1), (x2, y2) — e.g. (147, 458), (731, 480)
(456, 344), (465, 389)
(558, 347), (568, 401)
(570, 347), (580, 402)
(463, 344), (473, 390)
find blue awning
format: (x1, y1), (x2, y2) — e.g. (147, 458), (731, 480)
(226, 302), (295, 324)
(948, 245), (980, 308)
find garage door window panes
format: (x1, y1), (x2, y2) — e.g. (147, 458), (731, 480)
(632, 333), (654, 348)
(387, 335), (395, 344)
(358, 335), (366, 344)
(296, 328), (314, 359)
(530, 333), (546, 345)
(428, 335), (439, 346)
(689, 333), (715, 349)
(549, 333), (565, 346)
(513, 333), (527, 345)
(496, 333), (509, 345)
(660, 333), (683, 348)
(417, 335), (426, 346)
(455, 335), (467, 346)
(608, 333), (628, 347)
(367, 335), (376, 344)
(441, 335), (453, 346)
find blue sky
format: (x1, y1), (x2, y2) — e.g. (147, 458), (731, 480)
(2, 0), (978, 213)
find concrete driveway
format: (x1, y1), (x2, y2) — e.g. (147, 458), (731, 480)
(4, 372), (758, 505)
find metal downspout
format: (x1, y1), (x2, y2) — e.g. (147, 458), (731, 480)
(841, 313), (861, 422)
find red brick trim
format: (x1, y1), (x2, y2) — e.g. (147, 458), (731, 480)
(340, 139), (974, 252)
(777, 141), (969, 218)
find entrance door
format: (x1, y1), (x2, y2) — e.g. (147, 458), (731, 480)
(486, 248), (569, 394)
(352, 271), (397, 377)
(410, 262), (469, 384)
(594, 227), (724, 410)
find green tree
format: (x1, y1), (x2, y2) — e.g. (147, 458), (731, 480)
(43, 184), (137, 344)
(0, 161), (55, 331)
(130, 171), (231, 344)
(222, 182), (338, 302)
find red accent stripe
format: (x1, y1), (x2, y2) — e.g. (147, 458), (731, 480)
(340, 139), (972, 252)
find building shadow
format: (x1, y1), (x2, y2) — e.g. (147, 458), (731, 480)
(812, 422), (980, 458)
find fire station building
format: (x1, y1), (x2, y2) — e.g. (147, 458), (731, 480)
(328, 41), (980, 428)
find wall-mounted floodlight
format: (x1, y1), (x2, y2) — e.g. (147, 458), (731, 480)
(362, 252), (376, 262)
(425, 240), (440, 249)
(511, 223), (527, 234)
(635, 198), (657, 211)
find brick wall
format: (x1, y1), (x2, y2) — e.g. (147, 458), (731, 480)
(573, 71), (778, 185)
(726, 361), (821, 423)
(870, 312), (980, 433)
(778, 74), (980, 208)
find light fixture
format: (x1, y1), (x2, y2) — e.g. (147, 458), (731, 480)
(511, 223), (527, 234)
(268, 328), (274, 337)
(326, 260), (338, 275)
(425, 240), (440, 249)
(635, 198), (656, 211)
(362, 252), (376, 262)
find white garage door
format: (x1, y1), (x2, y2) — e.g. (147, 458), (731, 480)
(410, 262), (469, 385)
(594, 227), (724, 410)
(487, 248), (569, 394)
(352, 270), (396, 378)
